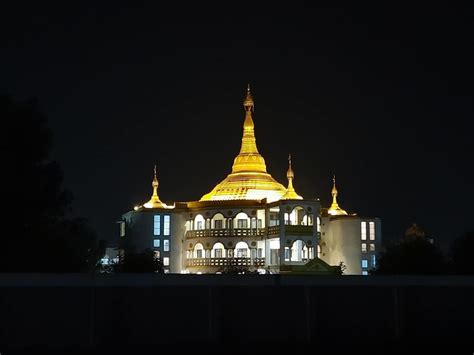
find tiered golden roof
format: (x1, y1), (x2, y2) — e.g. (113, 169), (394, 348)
(281, 154), (303, 200)
(327, 175), (347, 216)
(200, 85), (287, 202)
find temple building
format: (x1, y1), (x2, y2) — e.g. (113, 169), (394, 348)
(119, 86), (381, 275)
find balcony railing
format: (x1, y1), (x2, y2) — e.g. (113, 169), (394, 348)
(185, 228), (265, 239)
(187, 257), (265, 267)
(284, 225), (314, 236)
(267, 226), (280, 236)
(185, 225), (315, 239)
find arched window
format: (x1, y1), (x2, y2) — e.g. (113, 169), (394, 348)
(212, 213), (225, 229)
(290, 240), (306, 262)
(302, 214), (314, 226)
(211, 242), (225, 258)
(234, 212), (250, 229)
(194, 214), (205, 230)
(193, 243), (204, 259)
(289, 206), (305, 225)
(234, 241), (250, 258)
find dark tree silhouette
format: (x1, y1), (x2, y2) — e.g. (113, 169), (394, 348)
(116, 248), (163, 273)
(450, 230), (474, 274)
(372, 237), (446, 275)
(0, 96), (104, 272)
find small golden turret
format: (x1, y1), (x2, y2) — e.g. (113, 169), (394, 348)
(328, 174), (347, 215)
(143, 165), (166, 208)
(281, 154), (303, 200)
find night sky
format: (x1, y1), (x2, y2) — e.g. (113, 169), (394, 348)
(2, 4), (473, 250)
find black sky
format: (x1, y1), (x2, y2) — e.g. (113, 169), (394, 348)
(2, 3), (473, 249)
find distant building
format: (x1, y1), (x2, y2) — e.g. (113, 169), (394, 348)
(118, 87), (382, 275)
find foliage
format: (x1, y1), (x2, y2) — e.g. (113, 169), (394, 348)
(450, 230), (474, 274)
(337, 261), (347, 275)
(372, 237), (446, 275)
(0, 96), (104, 272)
(116, 248), (163, 273)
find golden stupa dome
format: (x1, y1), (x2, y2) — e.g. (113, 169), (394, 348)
(200, 86), (287, 202)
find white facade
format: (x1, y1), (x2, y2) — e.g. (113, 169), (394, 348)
(320, 216), (382, 275)
(120, 201), (381, 275)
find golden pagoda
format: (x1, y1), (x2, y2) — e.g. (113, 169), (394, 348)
(281, 154), (303, 200)
(200, 85), (287, 202)
(327, 175), (347, 216)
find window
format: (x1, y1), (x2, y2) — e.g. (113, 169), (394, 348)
(317, 217), (321, 232)
(154, 215), (161, 235)
(361, 221), (367, 240)
(214, 220), (223, 229)
(257, 248), (263, 258)
(154, 250), (160, 258)
(163, 239), (170, 252)
(163, 257), (169, 266)
(369, 222), (375, 240)
(284, 247), (290, 261)
(361, 243), (367, 253)
(257, 219), (262, 228)
(370, 243), (375, 252)
(153, 239), (160, 248)
(237, 219), (248, 228)
(196, 249), (203, 259)
(371, 254), (376, 268)
(236, 248), (248, 257)
(251, 218), (257, 229)
(197, 221), (203, 230)
(362, 271), (368, 276)
(361, 259), (368, 268)
(215, 249), (223, 258)
(205, 219), (210, 229)
(164, 215), (170, 235)
(120, 222), (125, 237)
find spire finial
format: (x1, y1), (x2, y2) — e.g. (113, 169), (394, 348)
(282, 154), (302, 200)
(142, 165), (165, 208)
(152, 165), (158, 188)
(287, 153), (294, 180)
(331, 174), (338, 198)
(328, 174), (348, 215)
(243, 84), (254, 112)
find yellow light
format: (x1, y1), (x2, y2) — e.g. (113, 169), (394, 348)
(200, 87), (287, 202)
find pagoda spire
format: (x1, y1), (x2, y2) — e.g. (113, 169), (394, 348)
(281, 154), (303, 200)
(143, 165), (164, 208)
(328, 174), (347, 215)
(231, 85), (267, 173)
